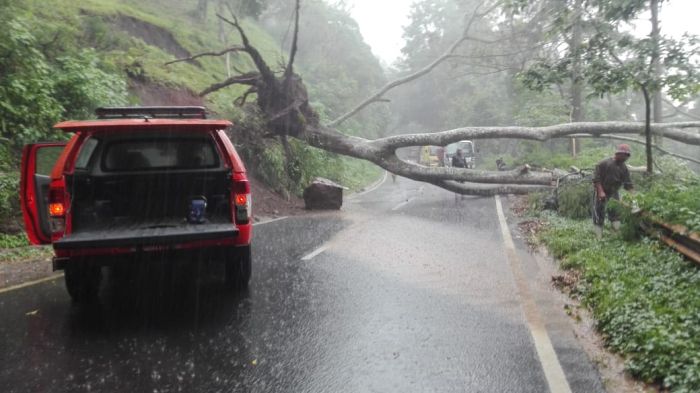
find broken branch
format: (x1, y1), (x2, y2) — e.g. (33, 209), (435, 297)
(327, 1), (500, 128)
(199, 72), (260, 96)
(165, 46), (246, 66)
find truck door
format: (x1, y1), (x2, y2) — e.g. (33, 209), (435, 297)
(20, 143), (66, 244)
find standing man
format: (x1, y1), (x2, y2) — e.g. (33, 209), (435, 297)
(592, 144), (634, 238)
(452, 149), (467, 201)
(452, 148), (467, 168)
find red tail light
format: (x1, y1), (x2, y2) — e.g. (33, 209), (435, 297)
(49, 202), (65, 216)
(48, 186), (66, 236)
(232, 179), (251, 224)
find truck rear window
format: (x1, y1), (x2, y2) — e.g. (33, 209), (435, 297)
(102, 138), (219, 171)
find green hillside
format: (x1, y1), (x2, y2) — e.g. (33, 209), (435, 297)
(0, 0), (387, 222)
(13, 0), (282, 113)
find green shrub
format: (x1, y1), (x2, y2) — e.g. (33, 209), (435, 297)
(526, 191), (548, 216)
(252, 139), (381, 197)
(0, 172), (20, 221)
(540, 216), (700, 391)
(0, 232), (28, 248)
(629, 174), (700, 232)
(557, 181), (592, 219)
(539, 215), (596, 264)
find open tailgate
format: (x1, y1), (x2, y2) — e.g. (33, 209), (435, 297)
(53, 223), (238, 250)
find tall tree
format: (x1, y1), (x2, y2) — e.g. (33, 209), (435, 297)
(170, 0), (700, 195)
(650, 0), (663, 141)
(521, 0), (700, 173)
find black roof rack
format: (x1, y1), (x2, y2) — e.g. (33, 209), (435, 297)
(95, 106), (208, 119)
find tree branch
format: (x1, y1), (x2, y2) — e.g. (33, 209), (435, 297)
(165, 46), (246, 66)
(269, 98), (304, 122)
(327, 1), (500, 128)
(285, 0), (301, 78)
(234, 86), (258, 106)
(199, 72), (260, 96)
(218, 10), (277, 86)
(182, 1), (700, 197)
(371, 121), (700, 149)
(301, 126), (553, 187)
(438, 180), (550, 196)
(293, 120), (700, 195)
(662, 98), (700, 121)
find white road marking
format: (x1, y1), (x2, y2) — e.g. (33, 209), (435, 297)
(300, 245), (329, 261)
(350, 171), (388, 198)
(0, 273), (64, 294)
(253, 216), (288, 226)
(391, 199), (411, 211)
(495, 195), (573, 393)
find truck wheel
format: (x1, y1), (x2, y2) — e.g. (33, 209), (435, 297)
(64, 262), (102, 303)
(225, 246), (251, 290)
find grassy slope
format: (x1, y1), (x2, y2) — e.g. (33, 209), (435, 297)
(539, 215), (700, 392)
(13, 0), (382, 194)
(17, 0), (281, 116)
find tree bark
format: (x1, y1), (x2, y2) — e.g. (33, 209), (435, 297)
(651, 0), (664, 145)
(569, 0), (585, 157)
(642, 85), (654, 173)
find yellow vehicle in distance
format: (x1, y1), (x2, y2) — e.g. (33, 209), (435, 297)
(419, 146), (445, 167)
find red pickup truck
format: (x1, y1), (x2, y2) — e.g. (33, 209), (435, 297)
(20, 106), (252, 302)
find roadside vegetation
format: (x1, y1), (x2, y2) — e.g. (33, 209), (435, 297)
(525, 159), (700, 391)
(0, 232), (52, 263)
(634, 178), (700, 232)
(538, 215), (700, 392)
(0, 0), (698, 388)
(0, 0), (388, 238)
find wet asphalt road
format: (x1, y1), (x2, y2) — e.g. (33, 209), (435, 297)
(0, 176), (605, 392)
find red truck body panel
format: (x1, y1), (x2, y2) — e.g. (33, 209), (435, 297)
(21, 116), (251, 262)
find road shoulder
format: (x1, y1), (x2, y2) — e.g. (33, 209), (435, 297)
(505, 195), (652, 393)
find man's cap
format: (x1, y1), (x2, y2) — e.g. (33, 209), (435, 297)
(615, 143), (631, 155)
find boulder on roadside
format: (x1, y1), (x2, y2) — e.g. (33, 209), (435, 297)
(303, 178), (346, 210)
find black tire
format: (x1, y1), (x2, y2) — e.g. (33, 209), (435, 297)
(64, 262), (102, 303)
(225, 246), (252, 290)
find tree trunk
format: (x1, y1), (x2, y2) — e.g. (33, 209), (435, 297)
(569, 0), (585, 157)
(642, 86), (654, 173)
(651, 0), (663, 145)
(196, 0), (209, 21)
(174, 8), (700, 195)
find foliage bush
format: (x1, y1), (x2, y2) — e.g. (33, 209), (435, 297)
(525, 191), (548, 215)
(0, 232), (28, 248)
(557, 181), (592, 220)
(539, 215), (700, 392)
(0, 8), (127, 153)
(515, 143), (646, 170)
(633, 177), (700, 232)
(249, 137), (382, 198)
(0, 172), (20, 222)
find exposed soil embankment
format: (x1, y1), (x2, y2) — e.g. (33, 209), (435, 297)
(249, 177), (304, 219)
(129, 80), (204, 106)
(113, 14), (195, 62)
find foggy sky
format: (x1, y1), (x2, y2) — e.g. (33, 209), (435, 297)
(348, 0), (700, 65)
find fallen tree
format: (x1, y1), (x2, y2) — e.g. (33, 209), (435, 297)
(167, 1), (700, 195)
